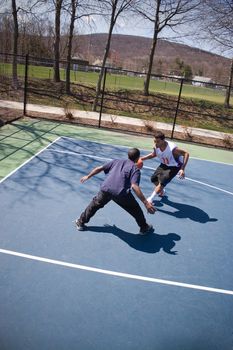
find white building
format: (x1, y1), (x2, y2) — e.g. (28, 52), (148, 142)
(192, 76), (213, 87)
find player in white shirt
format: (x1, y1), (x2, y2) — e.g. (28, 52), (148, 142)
(141, 131), (189, 203)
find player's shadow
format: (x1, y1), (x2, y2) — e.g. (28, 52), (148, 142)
(88, 225), (181, 255)
(155, 196), (218, 224)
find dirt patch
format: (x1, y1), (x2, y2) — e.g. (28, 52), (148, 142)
(0, 108), (23, 125)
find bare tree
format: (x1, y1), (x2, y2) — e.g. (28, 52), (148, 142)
(65, 0), (76, 92)
(196, 0), (233, 108)
(65, 0), (95, 93)
(134, 0), (200, 96)
(0, 13), (12, 56)
(53, 0), (63, 82)
(92, 0), (138, 111)
(3, 0), (53, 86)
(11, 0), (19, 88)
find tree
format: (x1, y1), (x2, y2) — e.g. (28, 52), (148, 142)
(183, 64), (192, 80)
(134, 0), (200, 96)
(196, 0), (233, 107)
(92, 0), (138, 111)
(0, 14), (12, 55)
(53, 0), (63, 82)
(2, 0), (53, 86)
(65, 0), (95, 93)
(174, 57), (184, 75)
(65, 0), (77, 92)
(11, 0), (19, 88)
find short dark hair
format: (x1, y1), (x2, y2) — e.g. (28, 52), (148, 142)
(154, 131), (165, 140)
(128, 148), (140, 162)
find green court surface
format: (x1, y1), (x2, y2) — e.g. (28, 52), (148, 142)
(0, 117), (232, 180)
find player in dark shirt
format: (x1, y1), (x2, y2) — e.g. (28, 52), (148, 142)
(75, 148), (156, 234)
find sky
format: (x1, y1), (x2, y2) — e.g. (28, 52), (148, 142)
(80, 14), (232, 59)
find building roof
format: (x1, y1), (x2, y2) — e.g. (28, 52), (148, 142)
(193, 76), (212, 83)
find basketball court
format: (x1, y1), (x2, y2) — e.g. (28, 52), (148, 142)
(1, 135), (233, 349)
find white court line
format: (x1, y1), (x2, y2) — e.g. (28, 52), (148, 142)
(0, 248), (233, 296)
(184, 177), (233, 195)
(47, 149), (233, 196)
(187, 156), (233, 166)
(62, 136), (233, 166)
(0, 137), (61, 184)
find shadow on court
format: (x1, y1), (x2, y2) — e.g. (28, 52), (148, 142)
(88, 225), (181, 255)
(155, 196), (218, 224)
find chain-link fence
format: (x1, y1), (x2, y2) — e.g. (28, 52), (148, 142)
(0, 53), (232, 142)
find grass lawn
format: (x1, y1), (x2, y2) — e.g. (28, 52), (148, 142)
(0, 62), (231, 105)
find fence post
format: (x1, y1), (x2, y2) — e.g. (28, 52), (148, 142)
(171, 78), (184, 139)
(23, 54), (29, 116)
(98, 67), (107, 128)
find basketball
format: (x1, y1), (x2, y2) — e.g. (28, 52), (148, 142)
(136, 158), (143, 169)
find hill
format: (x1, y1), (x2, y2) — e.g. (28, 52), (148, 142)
(73, 33), (231, 85)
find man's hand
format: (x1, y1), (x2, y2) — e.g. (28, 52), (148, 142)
(131, 183), (157, 214)
(80, 175), (89, 183)
(178, 169), (185, 179)
(144, 201), (156, 214)
(80, 166), (104, 184)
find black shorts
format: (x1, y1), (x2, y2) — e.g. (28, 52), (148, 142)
(151, 163), (180, 187)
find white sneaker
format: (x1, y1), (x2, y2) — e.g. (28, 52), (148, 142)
(158, 189), (166, 197)
(147, 196), (154, 203)
(147, 191), (156, 203)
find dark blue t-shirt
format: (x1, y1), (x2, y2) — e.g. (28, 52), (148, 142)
(100, 159), (141, 196)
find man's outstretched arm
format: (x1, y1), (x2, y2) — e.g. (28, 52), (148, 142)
(80, 166), (104, 183)
(141, 151), (156, 161)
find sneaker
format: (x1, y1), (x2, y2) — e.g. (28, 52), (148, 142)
(139, 224), (154, 235)
(158, 188), (166, 197)
(147, 191), (156, 203)
(147, 195), (155, 203)
(75, 219), (86, 231)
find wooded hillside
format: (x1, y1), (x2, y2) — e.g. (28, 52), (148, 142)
(73, 34), (231, 85)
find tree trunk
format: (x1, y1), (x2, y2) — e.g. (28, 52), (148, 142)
(53, 0), (63, 82)
(92, 3), (116, 111)
(66, 0), (76, 94)
(224, 58), (233, 108)
(143, 0), (160, 96)
(11, 0), (18, 89)
(143, 34), (158, 96)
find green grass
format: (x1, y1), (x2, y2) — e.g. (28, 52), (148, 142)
(105, 74), (228, 104)
(0, 62), (231, 105)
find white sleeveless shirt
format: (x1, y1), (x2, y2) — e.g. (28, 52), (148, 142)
(154, 141), (183, 167)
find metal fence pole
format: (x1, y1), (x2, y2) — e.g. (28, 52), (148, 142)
(98, 67), (107, 128)
(171, 78), (184, 139)
(23, 54), (29, 116)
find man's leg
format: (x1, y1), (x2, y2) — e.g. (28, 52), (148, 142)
(113, 193), (151, 232)
(148, 166), (180, 202)
(147, 166), (163, 202)
(77, 191), (111, 227)
(159, 166), (180, 189)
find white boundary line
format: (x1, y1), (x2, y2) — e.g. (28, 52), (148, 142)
(185, 177), (233, 195)
(0, 248), (233, 296)
(62, 136), (233, 166)
(47, 148), (233, 196)
(0, 137), (61, 184)
(187, 156), (233, 166)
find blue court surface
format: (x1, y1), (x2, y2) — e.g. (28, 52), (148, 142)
(0, 137), (233, 350)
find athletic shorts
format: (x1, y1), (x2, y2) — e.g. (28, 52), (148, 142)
(151, 163), (180, 187)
